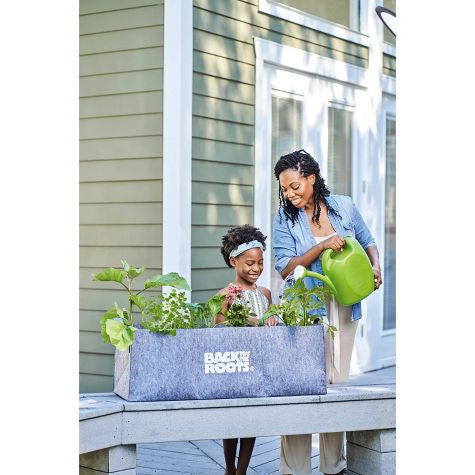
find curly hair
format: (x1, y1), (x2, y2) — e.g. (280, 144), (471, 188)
(274, 149), (339, 226)
(220, 225), (267, 268)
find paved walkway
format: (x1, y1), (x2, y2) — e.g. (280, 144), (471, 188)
(136, 366), (395, 474)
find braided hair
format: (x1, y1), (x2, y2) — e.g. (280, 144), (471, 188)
(274, 149), (338, 226)
(220, 224), (267, 268)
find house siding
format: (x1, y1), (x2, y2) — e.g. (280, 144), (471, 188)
(79, 0), (164, 392)
(191, 0), (369, 302)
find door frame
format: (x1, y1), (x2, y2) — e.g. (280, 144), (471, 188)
(254, 37), (368, 292)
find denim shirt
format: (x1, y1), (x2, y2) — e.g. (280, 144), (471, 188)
(272, 194), (377, 321)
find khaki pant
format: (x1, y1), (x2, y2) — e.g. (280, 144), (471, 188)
(280, 299), (358, 475)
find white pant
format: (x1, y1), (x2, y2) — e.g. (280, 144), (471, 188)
(280, 300), (358, 475)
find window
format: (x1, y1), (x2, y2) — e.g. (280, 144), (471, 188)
(383, 116), (396, 330)
(270, 93), (302, 299)
(327, 106), (353, 195)
(258, 0), (369, 46)
(276, 0), (360, 31)
(383, 0), (396, 46)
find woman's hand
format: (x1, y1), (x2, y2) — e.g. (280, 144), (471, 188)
(264, 316), (278, 326)
(320, 235), (346, 252)
(247, 316), (259, 327)
(372, 265), (382, 289)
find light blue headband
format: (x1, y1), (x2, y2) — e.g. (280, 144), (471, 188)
(229, 240), (264, 258)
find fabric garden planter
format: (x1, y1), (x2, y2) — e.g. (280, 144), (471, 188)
(114, 325), (326, 401)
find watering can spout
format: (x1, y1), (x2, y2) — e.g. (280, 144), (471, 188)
(293, 265), (337, 294)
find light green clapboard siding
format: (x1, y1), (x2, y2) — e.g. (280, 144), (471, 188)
(80, 136), (163, 160)
(190, 0), (369, 300)
(80, 158), (163, 181)
(192, 138), (253, 165)
(80, 69), (163, 97)
(80, 26), (164, 55)
(191, 247), (227, 269)
(80, 91), (162, 118)
(193, 1), (368, 66)
(79, 0), (163, 393)
(192, 182), (253, 206)
(80, 181), (163, 203)
(80, 47), (164, 76)
(80, 247), (162, 269)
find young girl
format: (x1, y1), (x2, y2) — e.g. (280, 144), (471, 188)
(214, 224), (276, 475)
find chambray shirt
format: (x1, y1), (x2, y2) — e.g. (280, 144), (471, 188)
(272, 194), (376, 321)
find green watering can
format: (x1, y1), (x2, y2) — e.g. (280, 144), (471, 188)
(293, 236), (374, 306)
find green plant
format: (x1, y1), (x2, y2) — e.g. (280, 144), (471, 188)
(141, 289), (193, 336)
(262, 278), (338, 339)
(92, 260), (191, 350)
(224, 302), (256, 327)
(188, 294), (226, 329)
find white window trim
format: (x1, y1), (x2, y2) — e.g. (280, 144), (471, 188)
(381, 74), (396, 96)
(162, 0), (193, 294)
(254, 37), (368, 88)
(383, 42), (396, 57)
(258, 0), (371, 47)
(380, 105), (396, 337)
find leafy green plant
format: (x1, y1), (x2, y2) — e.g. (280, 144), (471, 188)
(92, 260), (191, 350)
(188, 294), (226, 329)
(224, 302), (256, 327)
(262, 278), (338, 339)
(141, 289), (193, 336)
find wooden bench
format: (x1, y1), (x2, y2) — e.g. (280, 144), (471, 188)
(80, 382), (395, 474)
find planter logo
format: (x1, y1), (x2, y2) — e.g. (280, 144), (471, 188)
(204, 351), (253, 374)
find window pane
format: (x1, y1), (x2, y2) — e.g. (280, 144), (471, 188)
(277, 0), (358, 30)
(383, 0), (396, 45)
(383, 117), (396, 330)
(271, 95), (302, 300)
(327, 107), (353, 196)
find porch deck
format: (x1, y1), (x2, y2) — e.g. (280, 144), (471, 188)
(135, 365), (395, 474)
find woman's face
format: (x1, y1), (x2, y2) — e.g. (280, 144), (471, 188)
(230, 247), (264, 285)
(278, 168), (315, 208)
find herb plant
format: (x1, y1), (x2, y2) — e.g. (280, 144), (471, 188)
(224, 302), (256, 327)
(262, 278), (338, 339)
(220, 284), (257, 327)
(141, 289), (193, 336)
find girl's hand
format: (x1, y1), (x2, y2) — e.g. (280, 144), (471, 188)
(264, 316), (278, 326)
(372, 266), (382, 289)
(320, 235), (345, 252)
(247, 316), (259, 327)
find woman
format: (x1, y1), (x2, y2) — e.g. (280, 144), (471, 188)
(272, 149), (382, 475)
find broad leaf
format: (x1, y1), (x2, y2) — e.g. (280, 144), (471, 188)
(114, 302), (125, 318)
(92, 267), (127, 284)
(207, 294), (225, 318)
(105, 319), (137, 351)
(100, 307), (119, 344)
(127, 266), (145, 279)
(129, 294), (147, 311)
(144, 272), (191, 291)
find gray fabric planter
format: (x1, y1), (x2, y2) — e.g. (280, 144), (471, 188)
(114, 325), (326, 401)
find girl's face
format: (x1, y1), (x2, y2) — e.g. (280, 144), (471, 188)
(278, 168), (316, 208)
(230, 247), (264, 285)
